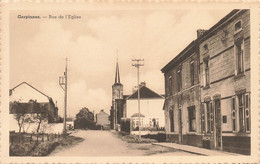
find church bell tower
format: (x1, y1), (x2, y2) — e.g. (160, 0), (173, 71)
(112, 59), (123, 101)
(111, 59), (123, 129)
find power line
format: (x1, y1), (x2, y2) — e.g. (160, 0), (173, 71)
(59, 58), (68, 135)
(132, 58), (144, 141)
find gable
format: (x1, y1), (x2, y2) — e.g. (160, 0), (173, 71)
(10, 82), (49, 103)
(127, 86), (164, 99)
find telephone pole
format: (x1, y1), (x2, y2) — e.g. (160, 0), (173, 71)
(132, 59), (144, 140)
(59, 58), (68, 135)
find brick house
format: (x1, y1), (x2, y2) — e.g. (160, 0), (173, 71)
(199, 9), (250, 155)
(161, 40), (201, 147)
(161, 9), (250, 155)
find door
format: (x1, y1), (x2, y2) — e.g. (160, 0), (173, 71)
(214, 99), (222, 149)
(178, 108), (183, 144)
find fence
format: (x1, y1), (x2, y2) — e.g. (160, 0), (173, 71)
(9, 131), (63, 145)
(120, 118), (131, 134)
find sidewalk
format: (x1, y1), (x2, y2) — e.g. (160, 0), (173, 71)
(153, 142), (241, 156)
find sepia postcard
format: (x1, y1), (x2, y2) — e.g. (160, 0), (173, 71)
(0, 1), (259, 163)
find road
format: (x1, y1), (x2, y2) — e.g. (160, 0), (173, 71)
(50, 130), (195, 156)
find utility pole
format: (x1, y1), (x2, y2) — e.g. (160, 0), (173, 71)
(132, 59), (144, 140)
(59, 58), (68, 135)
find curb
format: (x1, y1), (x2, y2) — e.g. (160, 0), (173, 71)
(152, 143), (206, 156)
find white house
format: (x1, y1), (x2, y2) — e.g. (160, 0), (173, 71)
(125, 83), (165, 130)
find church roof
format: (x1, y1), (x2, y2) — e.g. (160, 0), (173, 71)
(114, 59), (121, 84)
(127, 86), (164, 99)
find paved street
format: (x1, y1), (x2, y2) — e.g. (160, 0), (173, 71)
(50, 130), (195, 156)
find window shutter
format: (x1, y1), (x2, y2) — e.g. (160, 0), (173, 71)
(245, 93), (250, 132)
(210, 102), (214, 133)
(201, 104), (205, 133)
(231, 97), (236, 132)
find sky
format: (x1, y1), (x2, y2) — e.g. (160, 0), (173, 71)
(10, 8), (231, 117)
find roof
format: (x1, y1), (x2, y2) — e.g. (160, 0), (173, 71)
(131, 113), (145, 117)
(161, 40), (198, 73)
(10, 82), (50, 99)
(161, 10), (245, 74)
(97, 110), (109, 116)
(127, 86), (164, 99)
(198, 10), (243, 43)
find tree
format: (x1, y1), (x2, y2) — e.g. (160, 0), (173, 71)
(22, 115), (33, 133)
(74, 107), (95, 129)
(32, 101), (49, 133)
(11, 101), (27, 134)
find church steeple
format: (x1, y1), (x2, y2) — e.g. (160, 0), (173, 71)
(114, 58), (121, 84)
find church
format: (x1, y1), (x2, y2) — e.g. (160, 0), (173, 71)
(110, 60), (165, 133)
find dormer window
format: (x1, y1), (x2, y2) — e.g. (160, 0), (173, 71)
(234, 20), (242, 33)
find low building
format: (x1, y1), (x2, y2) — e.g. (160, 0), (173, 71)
(96, 109), (110, 129)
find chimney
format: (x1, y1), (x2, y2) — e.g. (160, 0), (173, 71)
(140, 81), (146, 87)
(132, 82), (146, 93)
(197, 29), (208, 38)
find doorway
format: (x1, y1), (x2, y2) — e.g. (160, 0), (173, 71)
(214, 99), (222, 149)
(178, 108), (183, 144)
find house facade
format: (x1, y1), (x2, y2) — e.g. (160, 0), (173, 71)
(199, 9), (250, 155)
(161, 9), (250, 155)
(125, 82), (165, 131)
(96, 109), (110, 129)
(161, 41), (201, 147)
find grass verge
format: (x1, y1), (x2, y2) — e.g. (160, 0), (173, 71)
(112, 131), (157, 143)
(10, 135), (84, 156)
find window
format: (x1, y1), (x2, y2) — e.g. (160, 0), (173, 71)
(204, 59), (210, 87)
(237, 93), (250, 132)
(190, 61), (195, 86)
(222, 115), (227, 123)
(231, 97), (236, 131)
(235, 20), (242, 32)
(203, 44), (208, 52)
(169, 76), (172, 95)
(235, 41), (244, 75)
(177, 67), (182, 92)
(188, 106), (196, 132)
(169, 110), (174, 132)
(206, 102), (213, 133)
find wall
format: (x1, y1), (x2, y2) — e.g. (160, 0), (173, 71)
(10, 83), (49, 103)
(96, 113), (110, 125)
(163, 50), (201, 144)
(9, 114), (64, 134)
(199, 10), (250, 153)
(200, 10), (250, 134)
